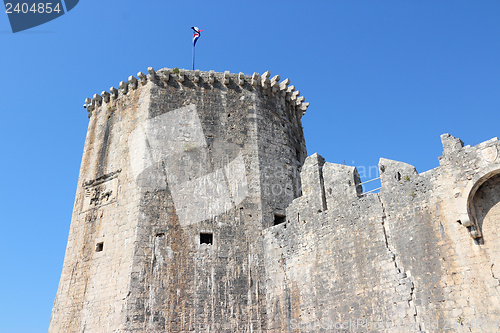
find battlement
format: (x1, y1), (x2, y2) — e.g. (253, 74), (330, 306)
(258, 133), (500, 330)
(281, 134), (500, 242)
(84, 68), (309, 118)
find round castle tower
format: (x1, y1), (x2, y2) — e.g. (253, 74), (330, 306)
(50, 68), (309, 332)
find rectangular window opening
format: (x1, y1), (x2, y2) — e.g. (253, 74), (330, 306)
(95, 242), (104, 252)
(200, 233), (213, 245)
(274, 213), (286, 226)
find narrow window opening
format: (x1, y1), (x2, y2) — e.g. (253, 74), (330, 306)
(200, 233), (213, 245)
(396, 172), (401, 181)
(274, 214), (286, 226)
(95, 242), (104, 252)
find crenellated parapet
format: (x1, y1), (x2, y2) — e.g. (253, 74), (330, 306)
(83, 68), (310, 118)
(284, 153), (363, 218)
(282, 134), (500, 243)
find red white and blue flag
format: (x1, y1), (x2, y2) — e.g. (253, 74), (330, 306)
(191, 26), (202, 46)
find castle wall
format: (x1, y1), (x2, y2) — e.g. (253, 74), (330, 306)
(262, 135), (500, 332)
(50, 65), (500, 333)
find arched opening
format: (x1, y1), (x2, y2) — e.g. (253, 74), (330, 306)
(471, 173), (500, 246)
(456, 165), (500, 239)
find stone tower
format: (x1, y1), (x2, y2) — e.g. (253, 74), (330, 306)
(49, 68), (309, 332)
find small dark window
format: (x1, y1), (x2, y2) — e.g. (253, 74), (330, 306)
(95, 242), (104, 252)
(200, 233), (213, 245)
(274, 214), (286, 226)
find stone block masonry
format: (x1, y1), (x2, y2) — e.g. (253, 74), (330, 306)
(50, 68), (307, 332)
(51, 67), (500, 332)
(263, 134), (500, 332)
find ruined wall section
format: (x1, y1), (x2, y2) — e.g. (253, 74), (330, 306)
(429, 134), (500, 328)
(378, 135), (500, 331)
(377, 158), (448, 330)
(263, 135), (500, 332)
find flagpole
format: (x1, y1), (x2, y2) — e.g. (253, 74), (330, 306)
(191, 26), (201, 70)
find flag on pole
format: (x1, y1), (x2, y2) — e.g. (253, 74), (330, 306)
(191, 26), (202, 46)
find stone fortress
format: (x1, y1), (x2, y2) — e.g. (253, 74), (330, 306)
(49, 67), (500, 332)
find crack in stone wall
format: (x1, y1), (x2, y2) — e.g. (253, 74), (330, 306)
(378, 194), (420, 331)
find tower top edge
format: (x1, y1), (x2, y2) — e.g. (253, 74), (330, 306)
(83, 67), (309, 118)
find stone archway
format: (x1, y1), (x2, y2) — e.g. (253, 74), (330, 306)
(472, 173), (500, 244)
(456, 164), (500, 239)
(470, 172), (500, 280)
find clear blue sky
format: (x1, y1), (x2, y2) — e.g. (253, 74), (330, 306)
(1, 1), (499, 332)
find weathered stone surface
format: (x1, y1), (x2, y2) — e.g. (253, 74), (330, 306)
(50, 69), (306, 333)
(262, 135), (500, 332)
(51, 67), (500, 333)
